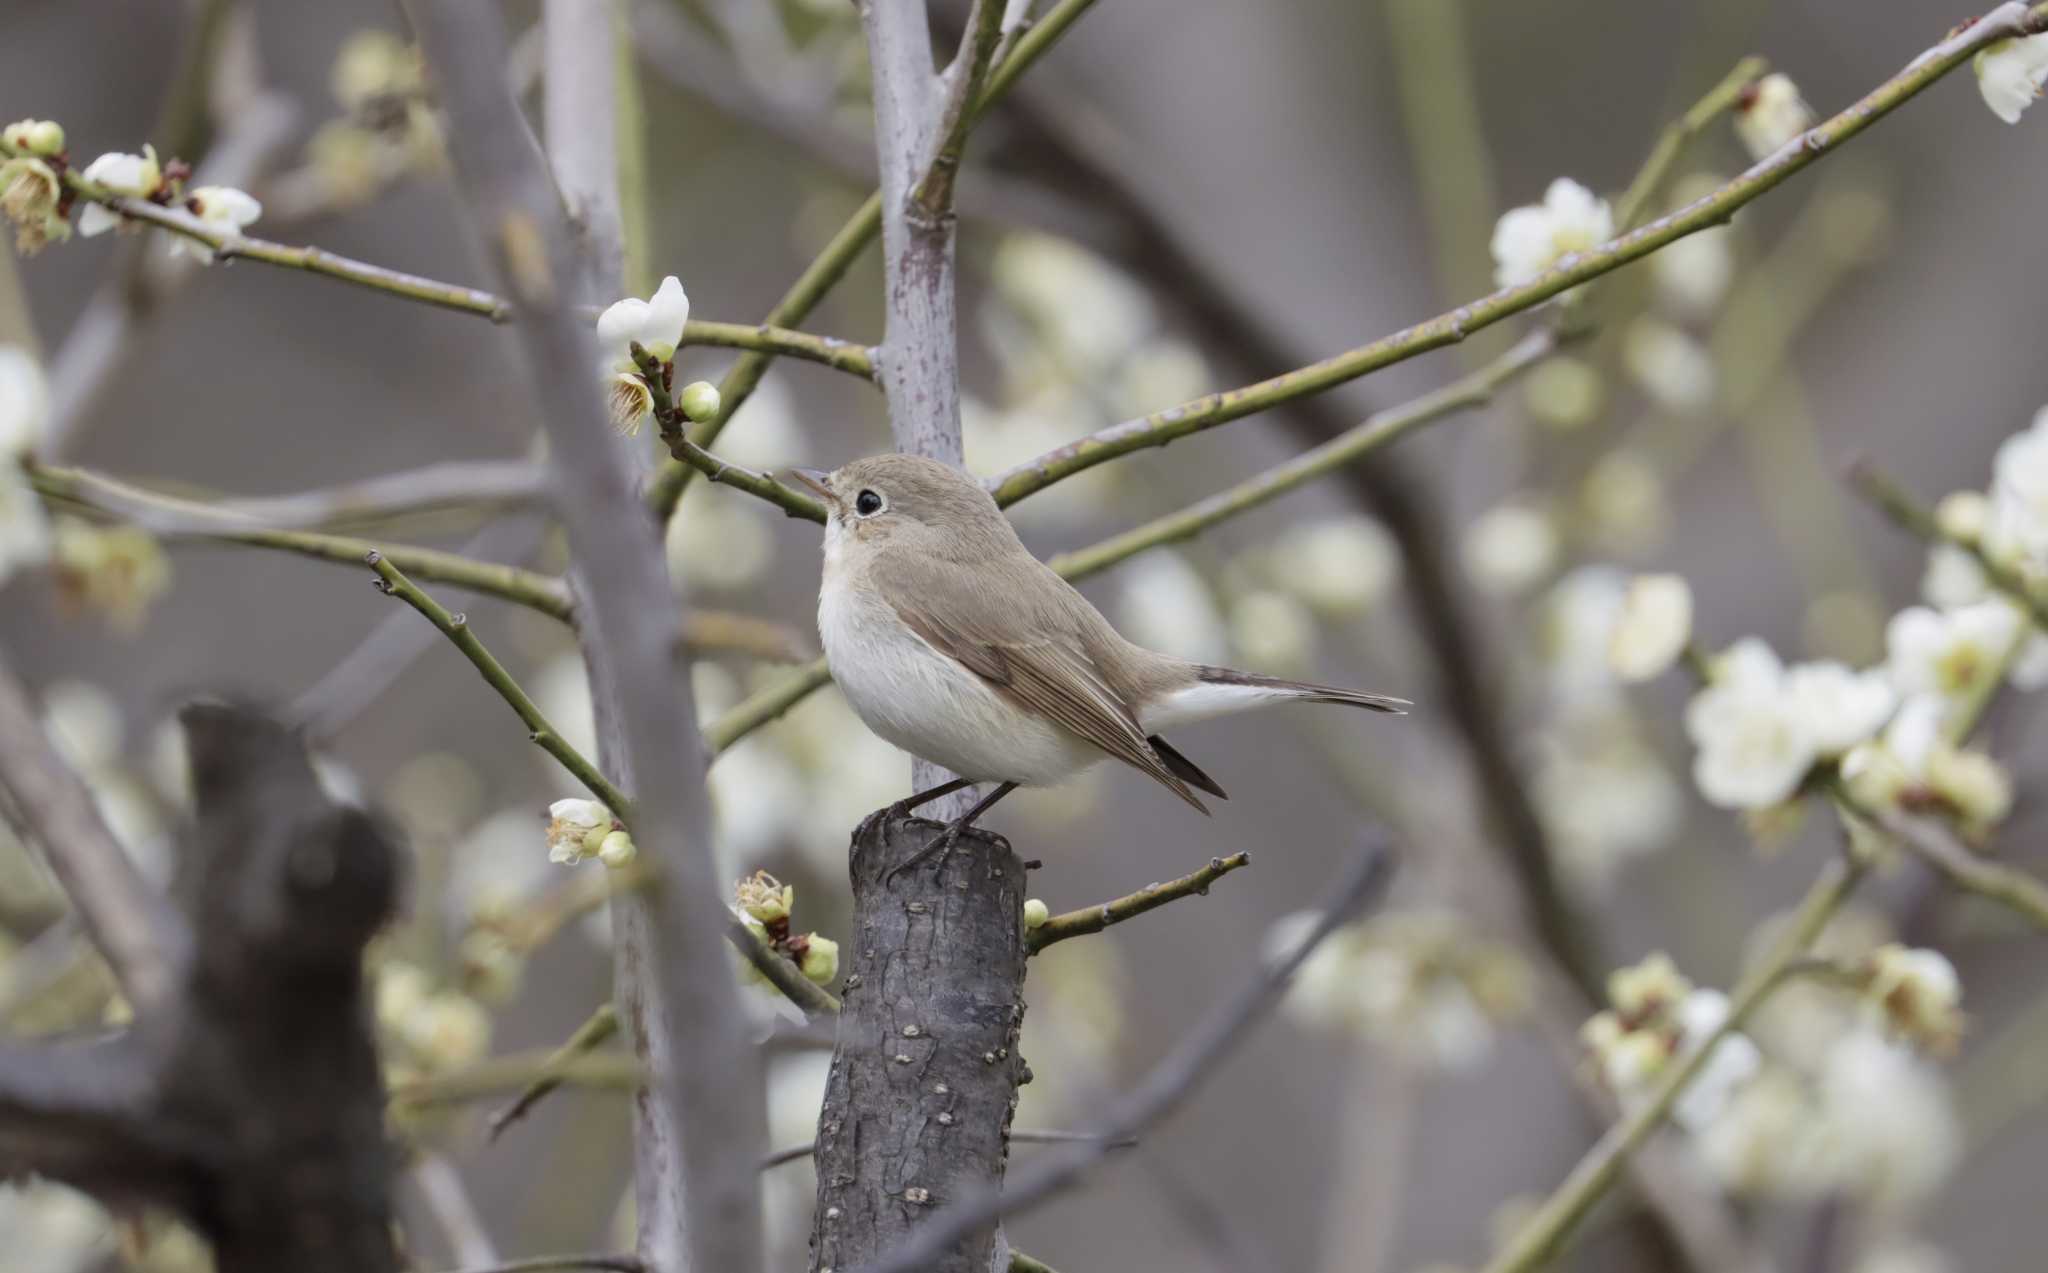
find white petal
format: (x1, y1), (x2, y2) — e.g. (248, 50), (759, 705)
(76, 202), (119, 237)
(595, 296), (653, 353)
(1608, 573), (1692, 682)
(1975, 34), (2048, 124)
(0, 347), (49, 457)
(646, 274), (691, 340)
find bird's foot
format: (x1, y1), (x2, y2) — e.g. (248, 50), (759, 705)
(885, 822), (966, 886)
(855, 798), (917, 842)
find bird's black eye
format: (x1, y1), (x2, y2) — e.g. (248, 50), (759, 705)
(854, 489), (883, 516)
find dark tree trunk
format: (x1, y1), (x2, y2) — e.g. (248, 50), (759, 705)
(809, 812), (1029, 1273)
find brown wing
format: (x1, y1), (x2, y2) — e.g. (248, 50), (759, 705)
(886, 586), (1209, 814)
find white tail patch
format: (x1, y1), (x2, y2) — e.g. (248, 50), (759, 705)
(1138, 680), (1299, 732)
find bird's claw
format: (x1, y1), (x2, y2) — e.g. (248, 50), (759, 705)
(885, 823), (963, 887)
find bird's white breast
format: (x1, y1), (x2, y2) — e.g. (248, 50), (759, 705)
(817, 566), (1098, 787)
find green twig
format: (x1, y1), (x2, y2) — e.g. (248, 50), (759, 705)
(1846, 459), (2048, 631)
(485, 1003), (620, 1140)
(1611, 56), (1769, 232)
(701, 658), (833, 755)
(1048, 331), (1554, 582)
(1479, 855), (1865, 1273)
(1027, 853), (1252, 955)
(389, 1050), (644, 1108)
(643, 0), (1103, 519)
(986, 5), (2048, 510)
(366, 552), (631, 813)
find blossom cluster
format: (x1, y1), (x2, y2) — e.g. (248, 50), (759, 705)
(1, 117), (261, 261)
(731, 869), (841, 987)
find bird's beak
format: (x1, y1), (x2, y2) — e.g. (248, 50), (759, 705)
(789, 467), (837, 507)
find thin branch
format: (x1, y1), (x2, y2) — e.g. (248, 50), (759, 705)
(1611, 56), (1769, 232)
(643, 0), (1102, 518)
(43, 458), (545, 533)
(1846, 458), (2048, 631)
(855, 835), (1397, 1273)
(913, 0), (1008, 218)
(1862, 801), (2048, 931)
(1476, 855), (1865, 1273)
(681, 320), (876, 380)
(1048, 330), (1555, 583)
(32, 463), (576, 621)
(401, 13), (768, 1271)
(1027, 852), (1252, 954)
(388, 1051), (645, 1109)
(367, 552), (631, 813)
(701, 658), (832, 755)
(0, 653), (186, 1021)
(984, 2), (2048, 509)
(729, 912), (841, 1019)
(486, 1003), (620, 1141)
(680, 609), (814, 662)
(628, 342), (829, 520)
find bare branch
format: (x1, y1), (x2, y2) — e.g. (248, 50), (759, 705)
(1477, 856), (1864, 1273)
(0, 652), (186, 1020)
(1026, 852), (1252, 954)
(32, 463), (576, 621)
(487, 1003), (621, 1141)
(984, 2), (2048, 508)
(643, 0), (1103, 518)
(402, 12), (767, 1273)
(913, 0), (1007, 218)
(856, 836), (1397, 1273)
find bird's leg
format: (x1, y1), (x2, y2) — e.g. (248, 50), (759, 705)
(887, 782), (1019, 883)
(855, 775), (974, 840)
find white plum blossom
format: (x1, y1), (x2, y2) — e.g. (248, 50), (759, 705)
(1735, 73), (1814, 158)
(1783, 661), (1896, 757)
(1684, 639), (1817, 809)
(1814, 1031), (1960, 1209)
(1462, 500), (1558, 596)
(596, 275), (690, 433)
(1534, 712), (1682, 898)
(1861, 943), (1962, 1052)
(1975, 32), (2048, 124)
(1490, 178), (1614, 288)
(598, 274), (690, 362)
(76, 145), (162, 237)
(1670, 988), (1763, 1131)
(1841, 694), (2013, 835)
(1989, 405), (2048, 566)
(0, 461), (51, 586)
(1540, 565), (1627, 698)
(1608, 573), (1692, 682)
(1885, 600), (2020, 707)
(545, 797), (613, 865)
(172, 185), (262, 262)
(1622, 318), (1716, 415)
(0, 346), (49, 457)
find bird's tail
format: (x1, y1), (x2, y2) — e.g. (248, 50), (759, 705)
(1196, 666), (1410, 714)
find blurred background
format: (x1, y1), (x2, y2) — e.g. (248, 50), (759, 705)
(2, 1), (2045, 1270)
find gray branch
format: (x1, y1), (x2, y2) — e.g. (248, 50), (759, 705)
(403, 7), (766, 1273)
(0, 652), (186, 1021)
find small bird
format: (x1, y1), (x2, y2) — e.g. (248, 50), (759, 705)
(792, 454), (1407, 868)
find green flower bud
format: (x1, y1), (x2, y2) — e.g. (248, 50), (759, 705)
(1022, 898), (1050, 930)
(799, 934), (840, 985)
(678, 379), (722, 423)
(597, 828), (637, 869)
(4, 120), (65, 157)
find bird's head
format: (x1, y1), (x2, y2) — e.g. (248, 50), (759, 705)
(790, 453), (1017, 563)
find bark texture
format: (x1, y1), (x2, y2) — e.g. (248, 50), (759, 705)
(809, 813), (1029, 1272)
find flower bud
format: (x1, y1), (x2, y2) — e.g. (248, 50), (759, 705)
(1524, 356), (1604, 430)
(597, 828), (637, 869)
(1735, 73), (1814, 159)
(678, 379), (722, 424)
(1935, 491), (1989, 544)
(4, 119), (65, 156)
(799, 934), (840, 985)
(1022, 898), (1050, 930)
